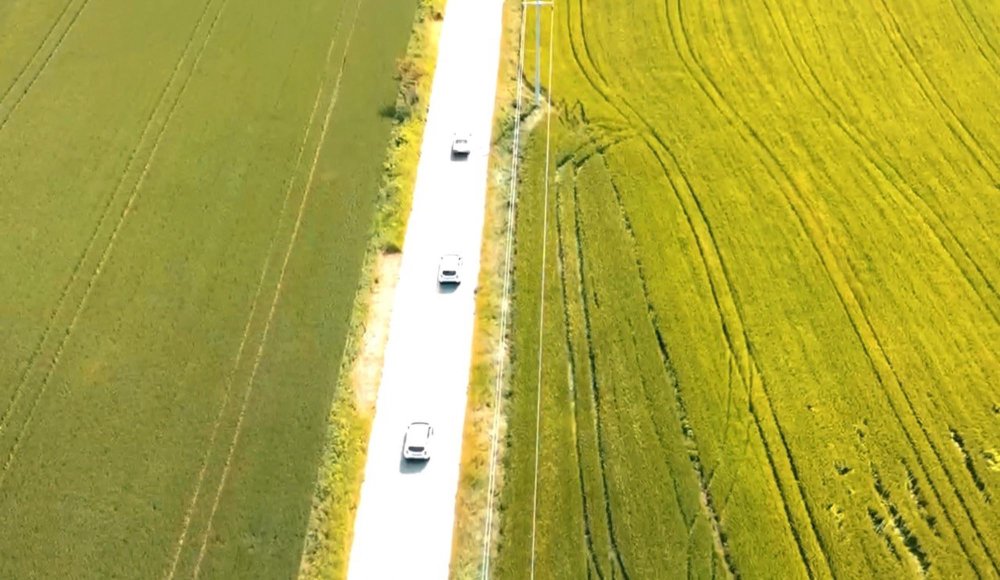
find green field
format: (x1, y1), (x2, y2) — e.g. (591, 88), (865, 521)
(496, 1), (1000, 578)
(0, 0), (415, 576)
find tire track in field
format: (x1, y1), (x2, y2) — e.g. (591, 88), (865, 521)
(600, 156), (738, 579)
(769, 0), (1000, 487)
(948, 0), (1000, 80)
(868, 0), (1000, 181)
(0, 0), (91, 134)
(742, 0), (1000, 569)
(678, 0), (993, 569)
(553, 168), (607, 580)
(161, 3), (351, 577)
(0, 0), (76, 106)
(661, 1), (853, 577)
(0, 0), (219, 434)
(553, 4), (635, 576)
(761, 0), (1000, 329)
(0, 0), (230, 490)
(569, 169), (633, 580)
(564, 1), (822, 575)
(666, 0), (999, 573)
(186, 1), (363, 574)
(641, 2), (834, 577)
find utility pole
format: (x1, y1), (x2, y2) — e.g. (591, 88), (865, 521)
(523, 1), (553, 105)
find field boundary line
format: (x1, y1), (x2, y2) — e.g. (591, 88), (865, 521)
(528, 7), (555, 580)
(0, 0), (92, 134)
(0, 0), (231, 489)
(0, 0), (218, 437)
(479, 4), (528, 578)
(187, 1), (365, 574)
(160, 3), (351, 577)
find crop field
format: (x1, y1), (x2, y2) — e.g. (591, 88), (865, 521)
(0, 0), (415, 577)
(495, 1), (1000, 578)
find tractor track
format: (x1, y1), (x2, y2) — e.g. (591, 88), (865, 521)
(0, 0), (92, 134)
(0, 0), (229, 489)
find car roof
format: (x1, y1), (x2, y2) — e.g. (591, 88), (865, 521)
(406, 422), (431, 443)
(440, 254), (461, 265)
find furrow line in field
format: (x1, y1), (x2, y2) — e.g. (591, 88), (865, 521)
(162, 2), (350, 576)
(869, 0), (1000, 181)
(668, 0), (1000, 572)
(765, 0), (1000, 329)
(188, 1), (363, 574)
(554, 170), (607, 580)
(0, 0), (92, 134)
(0, 0), (230, 488)
(0, 0), (219, 433)
(601, 156), (737, 579)
(0, 0), (77, 106)
(570, 171), (632, 580)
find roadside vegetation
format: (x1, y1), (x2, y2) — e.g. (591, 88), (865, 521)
(0, 0), (415, 577)
(495, 1), (1000, 578)
(449, 0), (525, 577)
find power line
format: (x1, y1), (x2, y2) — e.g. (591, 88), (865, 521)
(479, 5), (529, 579)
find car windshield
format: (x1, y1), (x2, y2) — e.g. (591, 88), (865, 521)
(443, 269), (456, 276)
(408, 445), (425, 452)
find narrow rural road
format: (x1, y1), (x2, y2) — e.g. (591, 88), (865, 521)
(346, 0), (504, 578)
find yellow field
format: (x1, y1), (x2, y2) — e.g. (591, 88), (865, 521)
(495, 1), (1000, 578)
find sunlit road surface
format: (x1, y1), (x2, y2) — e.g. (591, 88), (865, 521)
(346, 0), (504, 578)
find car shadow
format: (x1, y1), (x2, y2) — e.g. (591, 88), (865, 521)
(450, 151), (470, 161)
(437, 282), (459, 295)
(399, 456), (430, 474)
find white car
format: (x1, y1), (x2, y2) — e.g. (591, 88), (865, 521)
(402, 422), (433, 461)
(451, 132), (471, 157)
(437, 253), (463, 284)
